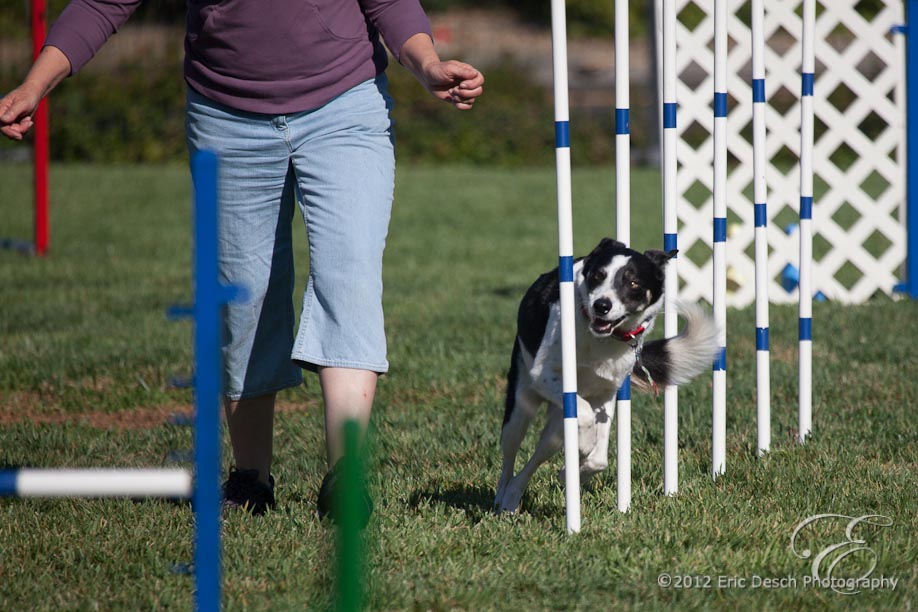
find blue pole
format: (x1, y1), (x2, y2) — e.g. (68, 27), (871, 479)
(906, 1), (918, 298)
(191, 150), (222, 612)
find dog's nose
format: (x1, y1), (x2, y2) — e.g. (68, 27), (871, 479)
(593, 297), (612, 316)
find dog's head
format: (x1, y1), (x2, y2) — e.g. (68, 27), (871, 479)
(578, 238), (676, 338)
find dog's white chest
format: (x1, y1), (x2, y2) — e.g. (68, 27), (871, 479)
(571, 333), (634, 401)
(577, 352), (634, 399)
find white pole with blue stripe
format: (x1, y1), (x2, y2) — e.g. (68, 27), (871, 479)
(799, 0), (815, 443)
(550, 0), (581, 533)
(615, 0), (631, 251)
(0, 469), (192, 497)
(751, 0), (770, 456)
(711, 0), (727, 479)
(662, 0), (679, 496)
(614, 0), (631, 514)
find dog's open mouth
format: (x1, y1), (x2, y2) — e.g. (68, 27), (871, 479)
(590, 315), (625, 336)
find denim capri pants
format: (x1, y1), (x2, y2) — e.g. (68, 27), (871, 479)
(185, 76), (395, 400)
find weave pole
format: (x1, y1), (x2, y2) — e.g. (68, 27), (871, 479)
(190, 150), (224, 611)
(711, 0), (727, 479)
(549, 0), (581, 533)
(31, 0), (49, 256)
(751, 0), (771, 456)
(614, 0), (632, 514)
(798, 0), (815, 444)
(3, 0), (51, 255)
(335, 420), (365, 612)
(0, 469), (191, 497)
(904, 0), (918, 299)
(661, 0), (679, 496)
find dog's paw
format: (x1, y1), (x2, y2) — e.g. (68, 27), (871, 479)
(494, 486), (524, 514)
(557, 464), (606, 489)
(580, 457), (609, 480)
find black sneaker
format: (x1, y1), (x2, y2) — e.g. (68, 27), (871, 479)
(222, 467), (275, 515)
(316, 459), (373, 528)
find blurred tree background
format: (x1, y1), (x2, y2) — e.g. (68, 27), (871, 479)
(0, 1), (660, 166)
(2, 0), (882, 166)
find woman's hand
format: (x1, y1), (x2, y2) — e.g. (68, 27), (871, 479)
(399, 33), (484, 111)
(1, 82), (44, 140)
(417, 59), (484, 111)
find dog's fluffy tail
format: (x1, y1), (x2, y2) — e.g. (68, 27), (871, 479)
(632, 300), (720, 392)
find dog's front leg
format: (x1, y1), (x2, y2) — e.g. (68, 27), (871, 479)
(580, 397), (615, 481)
(495, 386), (542, 511)
(556, 394), (602, 484)
(496, 405), (563, 514)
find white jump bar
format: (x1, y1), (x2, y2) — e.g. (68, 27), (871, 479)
(0, 468), (193, 498)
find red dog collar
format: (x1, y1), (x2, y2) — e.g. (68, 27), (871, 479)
(613, 325), (646, 342)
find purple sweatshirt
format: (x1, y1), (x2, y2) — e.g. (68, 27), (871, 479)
(45, 0), (433, 114)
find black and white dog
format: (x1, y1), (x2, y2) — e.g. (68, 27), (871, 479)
(494, 238), (720, 514)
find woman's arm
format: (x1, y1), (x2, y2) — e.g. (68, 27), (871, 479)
(1, 0), (142, 140)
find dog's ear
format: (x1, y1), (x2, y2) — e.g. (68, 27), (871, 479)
(643, 249), (678, 269)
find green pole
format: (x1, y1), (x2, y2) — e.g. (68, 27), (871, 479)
(336, 420), (364, 612)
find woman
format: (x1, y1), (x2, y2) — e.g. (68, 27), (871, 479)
(0, 0), (484, 521)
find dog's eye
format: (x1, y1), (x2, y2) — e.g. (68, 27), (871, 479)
(630, 280), (640, 289)
(591, 270), (607, 282)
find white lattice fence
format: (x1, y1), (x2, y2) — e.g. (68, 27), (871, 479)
(660, 0), (907, 306)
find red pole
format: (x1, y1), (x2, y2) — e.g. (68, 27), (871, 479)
(31, 0), (49, 256)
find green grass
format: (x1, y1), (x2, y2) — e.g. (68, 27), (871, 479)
(1, 163), (916, 610)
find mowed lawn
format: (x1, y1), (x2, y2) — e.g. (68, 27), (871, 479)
(1, 163), (916, 610)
